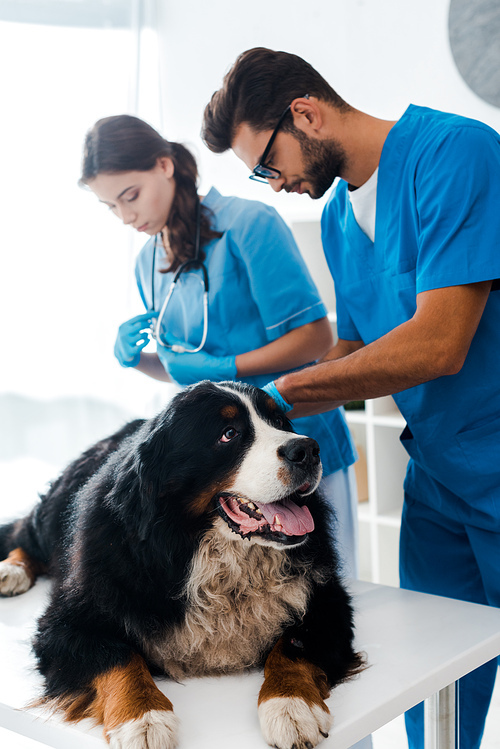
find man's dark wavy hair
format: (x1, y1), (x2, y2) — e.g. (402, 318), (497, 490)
(202, 47), (349, 153)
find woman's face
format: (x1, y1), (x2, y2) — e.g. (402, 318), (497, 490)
(88, 157), (176, 236)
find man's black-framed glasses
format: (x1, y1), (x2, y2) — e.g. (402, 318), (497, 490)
(250, 94), (309, 183)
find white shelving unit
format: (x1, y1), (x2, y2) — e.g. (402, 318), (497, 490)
(290, 219), (409, 587)
(346, 398), (408, 586)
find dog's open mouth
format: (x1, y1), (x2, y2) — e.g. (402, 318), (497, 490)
(216, 491), (314, 544)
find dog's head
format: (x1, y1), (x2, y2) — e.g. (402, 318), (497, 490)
(135, 381), (322, 549)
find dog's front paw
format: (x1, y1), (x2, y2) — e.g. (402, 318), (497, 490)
(258, 696), (332, 749)
(0, 560), (32, 596)
(107, 709), (180, 749)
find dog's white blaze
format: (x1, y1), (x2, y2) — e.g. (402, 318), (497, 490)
(107, 709), (179, 749)
(258, 696), (332, 749)
(220, 387), (317, 503)
(0, 561), (31, 596)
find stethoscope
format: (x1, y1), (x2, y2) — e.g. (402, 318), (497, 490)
(150, 201), (209, 353)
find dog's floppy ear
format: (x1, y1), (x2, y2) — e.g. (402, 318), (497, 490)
(129, 383), (217, 542)
(131, 413), (175, 541)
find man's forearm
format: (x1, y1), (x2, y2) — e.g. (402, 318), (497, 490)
(277, 339), (430, 413)
(277, 281), (492, 410)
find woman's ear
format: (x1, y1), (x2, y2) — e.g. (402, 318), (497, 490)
(158, 156), (175, 179)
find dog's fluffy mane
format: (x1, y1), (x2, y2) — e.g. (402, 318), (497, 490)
(143, 519), (330, 679)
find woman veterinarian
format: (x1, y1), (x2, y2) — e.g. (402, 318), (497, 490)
(80, 114), (360, 579)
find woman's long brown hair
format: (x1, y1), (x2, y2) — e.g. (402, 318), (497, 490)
(80, 115), (222, 271)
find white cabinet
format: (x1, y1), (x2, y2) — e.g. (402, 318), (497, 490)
(346, 398), (408, 587)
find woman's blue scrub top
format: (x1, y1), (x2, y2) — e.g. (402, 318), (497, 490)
(322, 105), (500, 527)
(135, 187), (356, 477)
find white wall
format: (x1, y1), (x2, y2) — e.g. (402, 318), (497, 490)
(156, 0), (500, 223)
(3, 0), (499, 478)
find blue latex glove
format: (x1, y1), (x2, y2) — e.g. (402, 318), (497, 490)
(157, 344), (236, 386)
(262, 381), (293, 413)
(114, 311), (158, 368)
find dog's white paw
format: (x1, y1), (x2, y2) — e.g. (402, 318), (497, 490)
(0, 560), (32, 596)
(258, 696), (333, 749)
(107, 709), (179, 749)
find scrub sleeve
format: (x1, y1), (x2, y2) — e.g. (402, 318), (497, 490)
(135, 189), (359, 577)
(321, 105), (500, 749)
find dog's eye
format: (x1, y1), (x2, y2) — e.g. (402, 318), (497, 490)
(273, 414), (284, 429)
(219, 427), (238, 443)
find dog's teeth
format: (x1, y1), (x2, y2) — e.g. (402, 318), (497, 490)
(256, 509), (263, 515)
(273, 515), (283, 528)
(247, 502), (256, 510)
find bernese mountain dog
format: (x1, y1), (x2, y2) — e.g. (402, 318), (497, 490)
(0, 381), (363, 749)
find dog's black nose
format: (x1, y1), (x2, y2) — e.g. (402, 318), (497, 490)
(279, 437), (320, 466)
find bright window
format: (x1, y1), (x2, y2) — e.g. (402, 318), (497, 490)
(0, 2), (171, 514)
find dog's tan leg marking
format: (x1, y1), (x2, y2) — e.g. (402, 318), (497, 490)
(60, 653), (179, 748)
(97, 654), (179, 748)
(258, 638), (332, 749)
(0, 547), (43, 596)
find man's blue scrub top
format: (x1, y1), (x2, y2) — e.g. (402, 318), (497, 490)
(322, 105), (500, 527)
(135, 187), (356, 477)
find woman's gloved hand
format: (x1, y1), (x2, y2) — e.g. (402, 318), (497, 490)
(114, 311), (158, 367)
(157, 343), (236, 385)
(262, 381), (293, 412)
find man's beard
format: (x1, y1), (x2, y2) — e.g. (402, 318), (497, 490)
(290, 127), (347, 199)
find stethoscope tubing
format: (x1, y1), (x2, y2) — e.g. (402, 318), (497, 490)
(151, 201), (209, 353)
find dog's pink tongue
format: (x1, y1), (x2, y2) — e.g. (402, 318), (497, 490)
(259, 498), (314, 536)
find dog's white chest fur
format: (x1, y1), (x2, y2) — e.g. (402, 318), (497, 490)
(144, 520), (311, 680)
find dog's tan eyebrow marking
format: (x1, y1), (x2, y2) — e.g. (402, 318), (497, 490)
(221, 405), (239, 419)
(265, 397), (278, 411)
